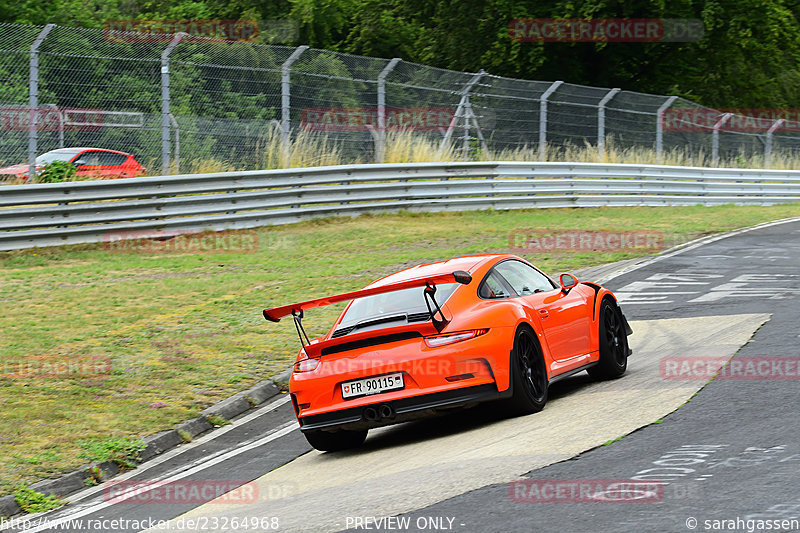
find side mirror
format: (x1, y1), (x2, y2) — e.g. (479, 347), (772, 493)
(72, 160), (85, 167)
(559, 273), (578, 293)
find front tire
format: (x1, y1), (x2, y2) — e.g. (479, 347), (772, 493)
(304, 428), (368, 452)
(587, 298), (629, 380)
(505, 325), (548, 415)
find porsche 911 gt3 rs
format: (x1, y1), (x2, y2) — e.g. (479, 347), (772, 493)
(263, 254), (632, 452)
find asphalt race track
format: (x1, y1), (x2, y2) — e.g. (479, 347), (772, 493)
(7, 217), (800, 533)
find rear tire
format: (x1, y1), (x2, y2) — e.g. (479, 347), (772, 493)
(505, 325), (548, 415)
(303, 428), (368, 452)
(587, 298), (629, 380)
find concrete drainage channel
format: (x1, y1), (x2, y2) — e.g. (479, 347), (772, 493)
(0, 378), (285, 518)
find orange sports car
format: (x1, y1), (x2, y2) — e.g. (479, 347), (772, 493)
(264, 254), (632, 452)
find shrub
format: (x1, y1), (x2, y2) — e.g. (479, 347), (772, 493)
(37, 161), (76, 183)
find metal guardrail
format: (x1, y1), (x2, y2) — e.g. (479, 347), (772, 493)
(2, 161), (800, 251)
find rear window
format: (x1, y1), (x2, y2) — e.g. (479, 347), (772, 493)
(339, 283), (459, 327)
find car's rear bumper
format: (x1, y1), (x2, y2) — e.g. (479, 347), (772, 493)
(297, 383), (507, 432)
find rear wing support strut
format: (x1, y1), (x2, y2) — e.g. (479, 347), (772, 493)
(293, 310), (311, 349)
(423, 283), (449, 332)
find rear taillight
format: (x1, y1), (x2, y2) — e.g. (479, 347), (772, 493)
(424, 329), (488, 348)
(294, 358), (320, 372)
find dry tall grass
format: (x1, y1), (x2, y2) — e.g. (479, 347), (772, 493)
(254, 126), (349, 169)
(151, 129), (800, 176)
(479, 137), (800, 169)
(382, 130), (459, 163)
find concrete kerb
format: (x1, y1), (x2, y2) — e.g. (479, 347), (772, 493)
(0, 494), (21, 518)
(2, 379), (282, 518)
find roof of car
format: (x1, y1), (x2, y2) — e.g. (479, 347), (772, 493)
(369, 254), (510, 287)
(46, 147), (132, 155)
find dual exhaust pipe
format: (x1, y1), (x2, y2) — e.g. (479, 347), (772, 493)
(363, 403), (394, 422)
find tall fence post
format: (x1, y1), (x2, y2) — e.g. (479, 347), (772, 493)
(440, 70), (485, 157)
(161, 32), (185, 175)
(538, 80), (563, 160)
(169, 114), (180, 174)
(597, 88), (620, 157)
(376, 58), (401, 163)
(765, 118), (785, 168)
(712, 112), (733, 166)
(655, 95), (678, 161)
(281, 45), (309, 164)
(28, 24), (56, 180)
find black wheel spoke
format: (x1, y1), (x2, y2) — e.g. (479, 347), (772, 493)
(508, 327), (548, 414)
(518, 330), (545, 400)
(591, 301), (629, 381)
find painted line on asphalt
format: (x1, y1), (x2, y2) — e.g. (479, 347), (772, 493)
(13, 394), (295, 533)
(595, 216), (800, 285)
(17, 421), (298, 533)
(69, 394), (292, 505)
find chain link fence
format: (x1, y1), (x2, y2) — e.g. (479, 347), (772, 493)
(3, 22), (800, 175)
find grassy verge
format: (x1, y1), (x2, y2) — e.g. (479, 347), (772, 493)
(2, 204), (800, 495)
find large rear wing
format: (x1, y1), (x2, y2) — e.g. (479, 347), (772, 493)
(263, 270), (472, 322)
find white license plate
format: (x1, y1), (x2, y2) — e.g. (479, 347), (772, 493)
(342, 373), (404, 399)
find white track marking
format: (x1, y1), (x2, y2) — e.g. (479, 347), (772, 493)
(596, 216), (800, 285)
(11, 395), (294, 533)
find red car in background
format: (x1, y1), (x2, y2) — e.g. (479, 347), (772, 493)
(0, 147), (146, 182)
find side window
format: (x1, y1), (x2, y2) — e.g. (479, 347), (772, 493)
(98, 152), (128, 166)
(495, 260), (556, 295)
(479, 271), (513, 299)
(76, 151), (104, 166)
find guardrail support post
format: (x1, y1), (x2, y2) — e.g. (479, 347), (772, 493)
(376, 58), (401, 163)
(655, 95), (677, 162)
(161, 32), (185, 175)
(597, 88), (620, 157)
(281, 45), (309, 165)
(538, 80), (563, 160)
(711, 112), (733, 167)
(28, 24), (55, 180)
(765, 118), (785, 168)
